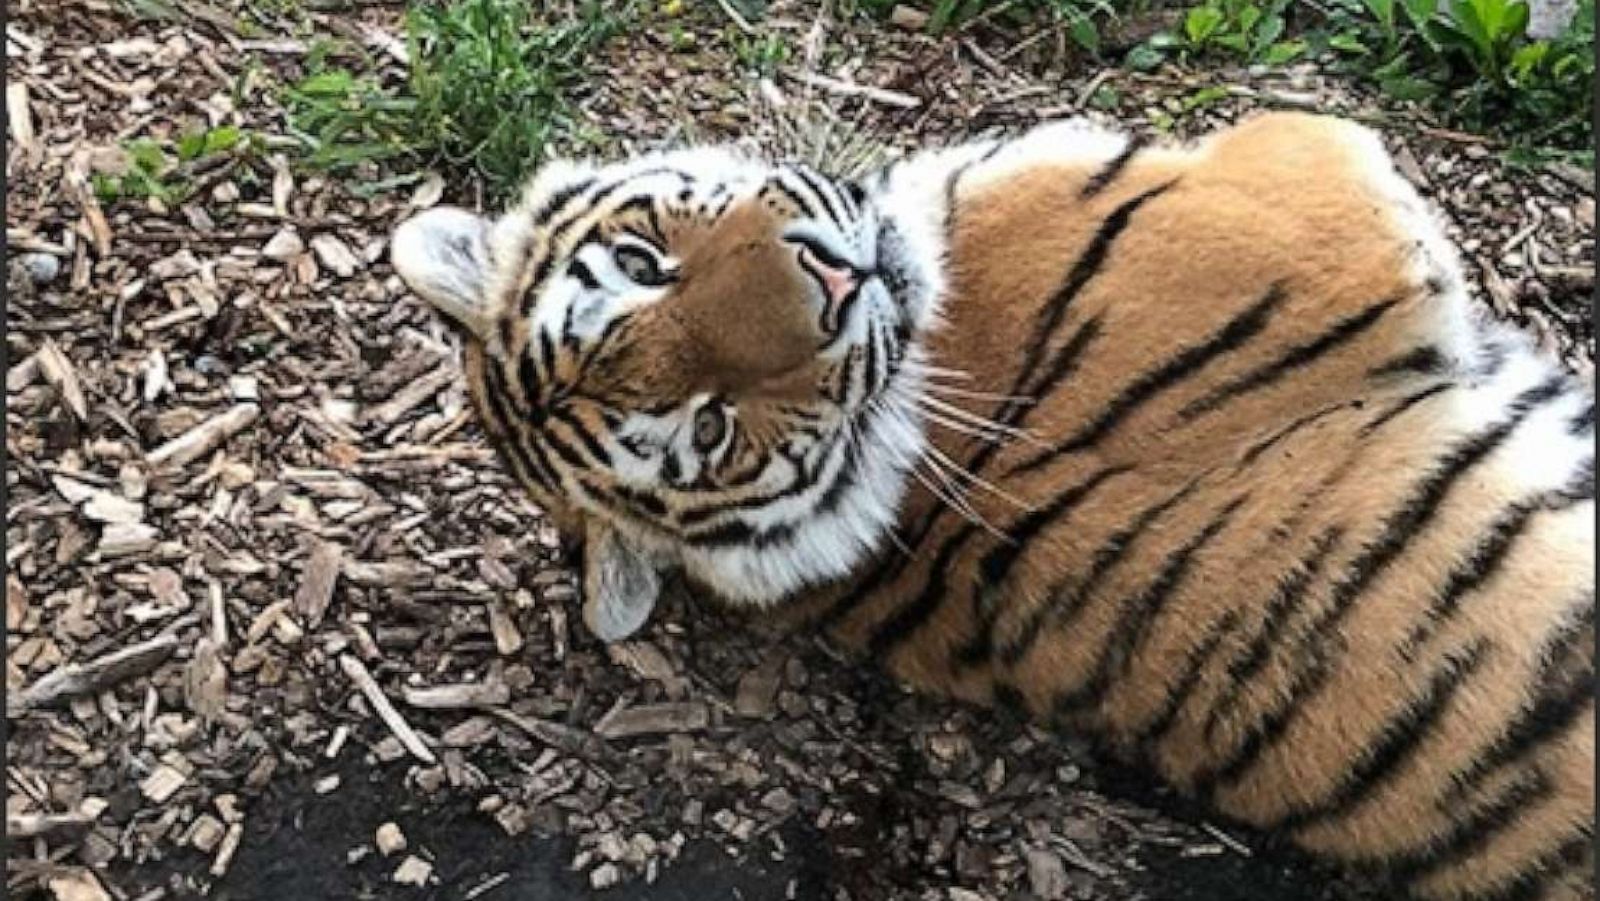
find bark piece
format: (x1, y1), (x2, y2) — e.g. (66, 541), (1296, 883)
(294, 541), (342, 629)
(10, 633), (177, 712)
(147, 403), (260, 468)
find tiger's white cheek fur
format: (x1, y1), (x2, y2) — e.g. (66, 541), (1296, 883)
(678, 383), (929, 605)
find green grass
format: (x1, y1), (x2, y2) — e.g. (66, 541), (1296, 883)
(283, 0), (628, 201)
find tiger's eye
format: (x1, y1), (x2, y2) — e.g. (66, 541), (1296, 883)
(613, 245), (669, 286)
(692, 404), (727, 453)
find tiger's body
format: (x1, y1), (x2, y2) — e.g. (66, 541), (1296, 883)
(391, 112), (1595, 899)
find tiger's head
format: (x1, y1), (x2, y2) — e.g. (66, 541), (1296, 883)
(391, 147), (946, 640)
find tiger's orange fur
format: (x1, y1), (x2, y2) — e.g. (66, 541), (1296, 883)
(392, 112), (1595, 899)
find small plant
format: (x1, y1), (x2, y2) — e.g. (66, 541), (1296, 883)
(93, 126), (251, 205)
(1181, 0), (1308, 61)
(1128, 0), (1590, 152)
(729, 29), (791, 73)
(283, 0), (628, 200)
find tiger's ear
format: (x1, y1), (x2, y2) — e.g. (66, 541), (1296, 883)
(581, 519), (660, 643)
(391, 207), (494, 340)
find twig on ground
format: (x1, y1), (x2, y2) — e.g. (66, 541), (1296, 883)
(784, 71), (921, 110)
(339, 653), (437, 764)
(9, 633), (179, 713)
(147, 404), (260, 468)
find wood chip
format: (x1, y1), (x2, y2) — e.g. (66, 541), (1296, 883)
(735, 655), (783, 719)
(403, 681), (510, 709)
(7, 810), (96, 840)
(96, 522), (159, 558)
(364, 365), (454, 427)
(392, 855), (433, 886)
(139, 763), (186, 802)
(339, 653), (436, 764)
(147, 403), (260, 468)
(183, 636), (226, 722)
(45, 870), (110, 901)
(487, 707), (610, 761)
(890, 4), (930, 29)
(6, 574), (26, 631)
(311, 233), (362, 278)
(593, 702), (709, 739)
(486, 599), (523, 656)
(376, 821), (407, 856)
(8, 82), (35, 152)
(210, 822), (243, 877)
(188, 814), (225, 852)
(294, 541), (343, 629)
(10, 632), (177, 712)
(36, 339), (87, 420)
(1026, 847), (1070, 900)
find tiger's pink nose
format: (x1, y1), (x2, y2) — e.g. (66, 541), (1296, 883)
(796, 244), (864, 334)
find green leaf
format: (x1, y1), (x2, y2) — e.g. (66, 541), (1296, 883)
(295, 70), (356, 97)
(1125, 40), (1169, 70)
(1262, 38), (1307, 63)
(1361, 0), (1397, 27)
(1185, 5), (1225, 44)
(177, 131), (206, 161)
(91, 173), (123, 202)
(1400, 0), (1438, 25)
(1239, 4), (1263, 32)
(1503, 0), (1530, 36)
(1070, 17), (1100, 53)
(1328, 31), (1371, 52)
(1251, 12), (1285, 53)
(125, 138), (167, 175)
(1181, 84), (1230, 110)
(203, 125), (243, 154)
(1379, 73), (1442, 99)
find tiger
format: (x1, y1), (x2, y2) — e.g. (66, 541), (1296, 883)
(389, 111), (1595, 899)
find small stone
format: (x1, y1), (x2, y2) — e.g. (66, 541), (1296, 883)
(375, 822), (406, 856)
(19, 252), (59, 284)
(313, 774), (340, 794)
(392, 855), (432, 886)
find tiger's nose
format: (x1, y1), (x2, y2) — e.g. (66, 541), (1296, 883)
(794, 242), (869, 335)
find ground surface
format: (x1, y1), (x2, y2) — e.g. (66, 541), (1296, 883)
(5, 1), (1594, 900)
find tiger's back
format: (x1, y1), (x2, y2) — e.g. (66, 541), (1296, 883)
(811, 113), (1595, 900)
